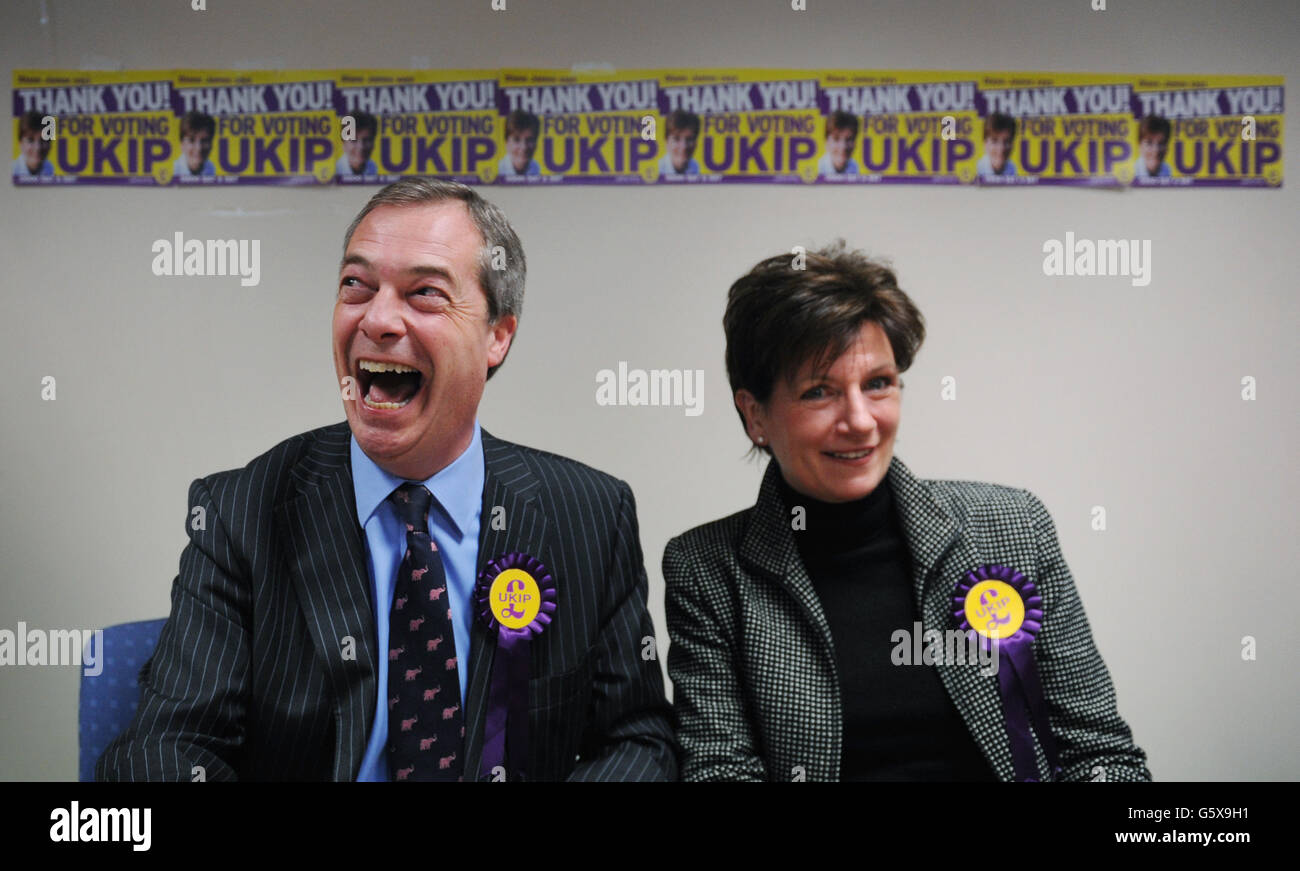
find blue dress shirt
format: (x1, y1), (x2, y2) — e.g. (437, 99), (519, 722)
(1133, 158), (1172, 178)
(350, 421), (485, 781)
(976, 154), (1018, 177)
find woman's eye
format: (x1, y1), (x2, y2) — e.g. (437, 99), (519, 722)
(801, 386), (826, 400)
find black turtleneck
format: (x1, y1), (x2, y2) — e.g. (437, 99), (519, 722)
(776, 466), (995, 782)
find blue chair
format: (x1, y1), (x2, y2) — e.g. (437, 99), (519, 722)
(78, 618), (167, 781)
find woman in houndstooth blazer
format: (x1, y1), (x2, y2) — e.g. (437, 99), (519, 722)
(663, 241), (1150, 782)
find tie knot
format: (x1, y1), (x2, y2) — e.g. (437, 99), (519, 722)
(387, 483), (433, 532)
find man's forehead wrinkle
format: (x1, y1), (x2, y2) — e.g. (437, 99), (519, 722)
(345, 233), (465, 273)
(351, 207), (479, 263)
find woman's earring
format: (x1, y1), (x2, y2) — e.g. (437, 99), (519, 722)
(756, 436), (765, 445)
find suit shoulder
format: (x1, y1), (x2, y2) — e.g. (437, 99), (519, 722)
(197, 420), (349, 501)
(918, 475), (1040, 524)
(487, 434), (630, 502)
(661, 511), (751, 622)
(664, 508), (751, 566)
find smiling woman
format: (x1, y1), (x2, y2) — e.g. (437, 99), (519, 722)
(663, 240), (1151, 783)
(726, 242), (920, 503)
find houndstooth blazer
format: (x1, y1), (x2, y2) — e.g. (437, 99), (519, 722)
(663, 455), (1151, 782)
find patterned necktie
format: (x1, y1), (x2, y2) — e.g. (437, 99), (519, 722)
(385, 482), (465, 781)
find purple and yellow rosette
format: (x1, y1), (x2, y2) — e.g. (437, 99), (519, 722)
(473, 552), (557, 781)
(952, 564), (1062, 782)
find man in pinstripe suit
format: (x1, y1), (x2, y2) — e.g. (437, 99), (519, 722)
(96, 178), (675, 782)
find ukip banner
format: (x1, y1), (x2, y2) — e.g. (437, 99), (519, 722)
(11, 70), (174, 185)
(169, 70), (335, 185)
(333, 70), (499, 184)
(1129, 74), (1283, 187)
(495, 68), (660, 184)
(976, 72), (1136, 186)
(657, 69), (821, 183)
(818, 70), (981, 184)
(13, 69), (1284, 187)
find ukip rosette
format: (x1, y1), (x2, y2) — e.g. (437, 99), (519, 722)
(473, 551), (557, 780)
(952, 563), (1062, 782)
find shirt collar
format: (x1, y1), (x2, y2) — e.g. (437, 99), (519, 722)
(349, 420), (485, 540)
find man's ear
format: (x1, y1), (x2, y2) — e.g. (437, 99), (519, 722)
(486, 314), (518, 369)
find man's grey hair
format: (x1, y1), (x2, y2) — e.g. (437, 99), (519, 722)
(341, 177), (526, 379)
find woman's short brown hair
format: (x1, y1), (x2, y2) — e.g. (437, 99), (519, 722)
(179, 110), (215, 139)
(723, 240), (926, 454)
(18, 110), (46, 139)
(1138, 114), (1172, 142)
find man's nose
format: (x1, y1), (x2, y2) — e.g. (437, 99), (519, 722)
(358, 284), (406, 339)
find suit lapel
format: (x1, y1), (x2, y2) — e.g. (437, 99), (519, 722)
(462, 428), (550, 780)
(887, 457), (1015, 781)
(738, 456), (1016, 782)
(737, 461), (841, 779)
(273, 422), (377, 781)
(737, 461), (838, 666)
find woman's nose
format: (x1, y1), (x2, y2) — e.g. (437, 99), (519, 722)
(838, 387), (877, 434)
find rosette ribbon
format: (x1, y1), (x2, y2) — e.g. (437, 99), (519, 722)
(473, 552), (557, 781)
(952, 564), (1062, 782)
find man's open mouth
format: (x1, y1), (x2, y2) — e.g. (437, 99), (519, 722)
(356, 359), (425, 409)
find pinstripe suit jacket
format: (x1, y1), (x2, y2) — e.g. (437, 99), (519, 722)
(663, 455), (1150, 782)
(96, 421), (675, 782)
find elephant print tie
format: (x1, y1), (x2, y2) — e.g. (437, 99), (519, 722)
(386, 482), (465, 781)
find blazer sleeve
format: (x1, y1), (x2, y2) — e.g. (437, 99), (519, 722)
(663, 535), (768, 782)
(1027, 491), (1152, 782)
(95, 476), (250, 782)
(566, 481), (678, 781)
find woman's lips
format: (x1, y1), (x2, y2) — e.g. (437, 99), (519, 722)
(823, 447), (875, 465)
